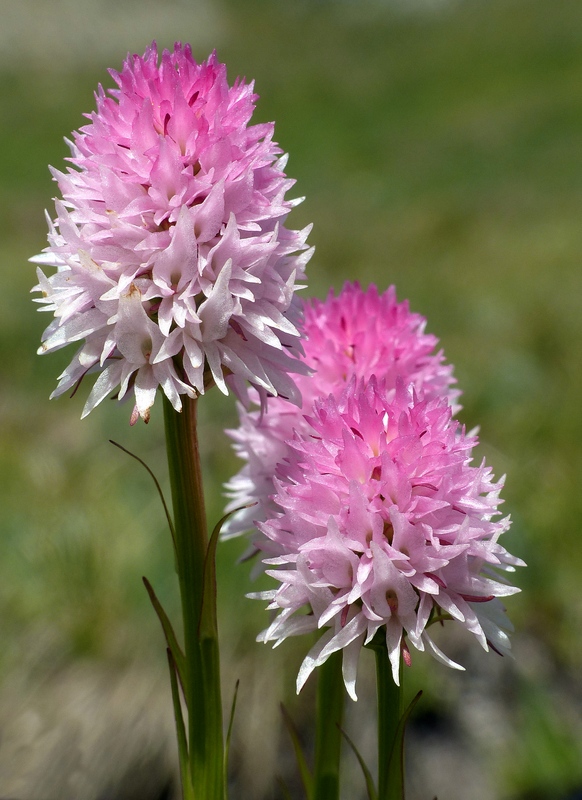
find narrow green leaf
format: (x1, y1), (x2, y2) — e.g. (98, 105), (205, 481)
(281, 703), (314, 800)
(224, 679), (240, 798)
(339, 726), (378, 800)
(143, 576), (187, 695)
(167, 648), (193, 800)
(384, 690), (423, 799)
(199, 512), (231, 642)
(109, 440), (176, 548)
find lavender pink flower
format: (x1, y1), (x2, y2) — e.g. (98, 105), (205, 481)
(32, 43), (312, 422)
(255, 378), (524, 699)
(224, 282), (459, 540)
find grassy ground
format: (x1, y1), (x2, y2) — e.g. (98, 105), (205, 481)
(2, 0), (582, 797)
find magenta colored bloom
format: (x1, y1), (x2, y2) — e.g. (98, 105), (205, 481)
(224, 282), (459, 539)
(255, 378), (524, 699)
(32, 43), (312, 422)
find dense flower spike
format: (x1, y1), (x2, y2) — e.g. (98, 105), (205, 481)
(32, 42), (312, 421)
(224, 282), (459, 539)
(255, 378), (524, 699)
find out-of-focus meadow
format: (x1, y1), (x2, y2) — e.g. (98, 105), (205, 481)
(2, 0), (582, 797)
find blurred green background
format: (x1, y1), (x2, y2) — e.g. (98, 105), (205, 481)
(2, 0), (582, 798)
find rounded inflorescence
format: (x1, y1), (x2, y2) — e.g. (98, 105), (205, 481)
(256, 377), (523, 698)
(33, 42), (312, 422)
(225, 282), (523, 695)
(224, 282), (459, 542)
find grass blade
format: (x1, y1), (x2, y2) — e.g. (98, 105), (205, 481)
(339, 725), (378, 800)
(109, 440), (176, 546)
(281, 703), (314, 800)
(384, 690), (423, 799)
(224, 679), (240, 797)
(167, 648), (193, 800)
(143, 576), (187, 695)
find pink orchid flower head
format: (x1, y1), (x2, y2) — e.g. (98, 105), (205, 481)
(224, 282), (460, 542)
(32, 42), (312, 422)
(254, 377), (524, 699)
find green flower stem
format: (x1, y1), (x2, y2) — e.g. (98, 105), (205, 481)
(163, 395), (224, 799)
(314, 650), (344, 800)
(375, 644), (403, 800)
